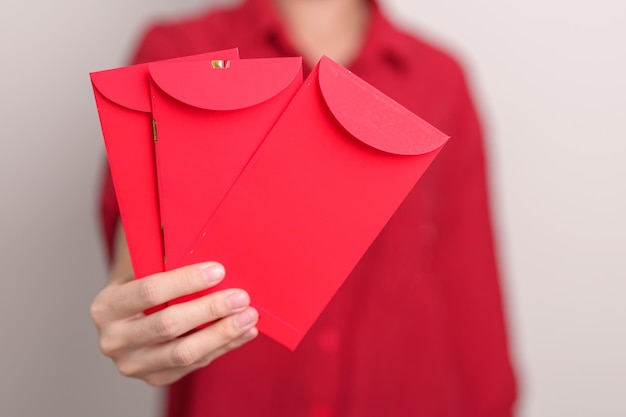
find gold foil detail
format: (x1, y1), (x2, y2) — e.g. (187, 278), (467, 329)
(211, 59), (231, 69)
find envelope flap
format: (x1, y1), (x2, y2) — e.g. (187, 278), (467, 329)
(318, 56), (448, 155)
(148, 57), (303, 111)
(90, 49), (241, 113)
(91, 65), (152, 112)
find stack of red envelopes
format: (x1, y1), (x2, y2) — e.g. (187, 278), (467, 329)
(90, 49), (449, 350)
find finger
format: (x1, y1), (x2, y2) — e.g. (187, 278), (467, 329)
(127, 307), (259, 375)
(105, 262), (226, 321)
(111, 288), (252, 350)
(139, 327), (259, 387)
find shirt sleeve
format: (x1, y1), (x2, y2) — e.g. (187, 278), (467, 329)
(432, 65), (518, 416)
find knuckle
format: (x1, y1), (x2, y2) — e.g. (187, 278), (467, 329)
(89, 301), (104, 325)
(195, 354), (215, 369)
(216, 320), (238, 342)
(138, 281), (160, 306)
(89, 294), (109, 325)
(204, 298), (226, 320)
(179, 266), (204, 292)
(170, 343), (197, 367)
(145, 374), (169, 387)
(116, 360), (140, 378)
(153, 313), (180, 339)
(99, 334), (122, 357)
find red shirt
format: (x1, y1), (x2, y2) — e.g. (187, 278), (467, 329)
(100, 0), (517, 416)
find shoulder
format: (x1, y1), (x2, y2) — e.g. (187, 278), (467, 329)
(393, 24), (468, 94)
(147, 5), (243, 43)
(370, 13), (474, 127)
(130, 4), (248, 62)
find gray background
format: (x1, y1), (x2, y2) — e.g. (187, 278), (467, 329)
(1, 0), (624, 416)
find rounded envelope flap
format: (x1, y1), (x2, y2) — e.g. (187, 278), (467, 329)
(91, 65), (152, 112)
(318, 56), (448, 155)
(149, 57), (303, 111)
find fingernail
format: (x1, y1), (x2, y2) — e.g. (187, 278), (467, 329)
(234, 308), (258, 328)
(239, 327), (258, 342)
(228, 290), (249, 310)
(202, 263), (225, 285)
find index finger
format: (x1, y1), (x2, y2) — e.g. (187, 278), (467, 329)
(106, 262), (225, 320)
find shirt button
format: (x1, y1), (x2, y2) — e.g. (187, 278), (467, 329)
(316, 327), (340, 352)
(420, 223), (438, 245)
(308, 403), (332, 417)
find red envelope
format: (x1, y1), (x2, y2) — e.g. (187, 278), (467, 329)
(147, 57), (303, 275)
(179, 56), (449, 349)
(90, 48), (239, 283)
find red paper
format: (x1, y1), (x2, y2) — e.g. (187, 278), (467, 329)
(90, 49), (239, 314)
(177, 56), (449, 349)
(90, 49), (239, 280)
(147, 57), (303, 272)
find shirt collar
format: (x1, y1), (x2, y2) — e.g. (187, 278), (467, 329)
(357, 0), (410, 71)
(240, 0), (410, 71)
(243, 0), (282, 37)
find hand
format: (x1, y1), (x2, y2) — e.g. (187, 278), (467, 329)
(90, 262), (259, 386)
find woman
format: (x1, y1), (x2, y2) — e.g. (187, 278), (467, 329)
(92, 0), (517, 415)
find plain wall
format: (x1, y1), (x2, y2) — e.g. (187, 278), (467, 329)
(1, 0), (624, 416)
